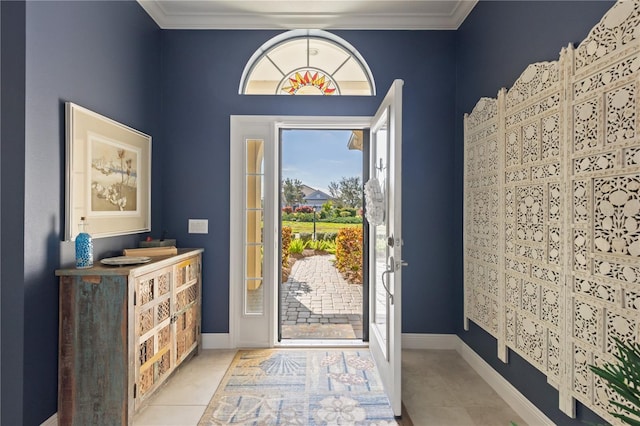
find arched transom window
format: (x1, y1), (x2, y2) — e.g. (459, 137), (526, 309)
(239, 29), (375, 96)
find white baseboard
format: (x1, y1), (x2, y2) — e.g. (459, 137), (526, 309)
(41, 413), (57, 426)
(456, 338), (554, 426)
(202, 332), (232, 349)
(402, 333), (458, 350)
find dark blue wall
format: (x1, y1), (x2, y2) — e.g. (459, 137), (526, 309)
(454, 1), (614, 424)
(1, 2), (26, 424)
(160, 30), (457, 334)
(23, 1), (160, 424)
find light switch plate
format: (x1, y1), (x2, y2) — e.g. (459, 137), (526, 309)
(188, 219), (208, 234)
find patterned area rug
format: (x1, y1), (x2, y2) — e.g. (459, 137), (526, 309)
(198, 349), (398, 425)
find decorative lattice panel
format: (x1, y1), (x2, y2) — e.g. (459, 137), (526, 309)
(503, 60), (565, 385)
(176, 257), (198, 288)
(566, 1), (640, 421)
(176, 304), (198, 361)
(464, 97), (502, 342)
(463, 1), (640, 422)
(173, 255), (200, 363)
(135, 267), (173, 400)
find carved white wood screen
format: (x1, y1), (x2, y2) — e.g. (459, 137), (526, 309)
(463, 96), (503, 355)
(463, 1), (640, 423)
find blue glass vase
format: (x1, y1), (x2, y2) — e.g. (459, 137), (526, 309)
(75, 217), (94, 269)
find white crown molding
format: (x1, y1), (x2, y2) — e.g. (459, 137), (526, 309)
(137, 1), (478, 30)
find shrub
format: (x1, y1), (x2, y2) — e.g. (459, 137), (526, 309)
(323, 232), (338, 242)
(294, 212), (314, 222)
(289, 238), (308, 254)
(282, 206), (293, 214)
(338, 208), (357, 217)
(335, 227), (363, 284)
(295, 205), (314, 213)
(281, 226), (292, 267)
(320, 216), (362, 224)
(299, 232), (312, 242)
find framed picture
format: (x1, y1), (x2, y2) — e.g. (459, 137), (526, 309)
(65, 102), (151, 241)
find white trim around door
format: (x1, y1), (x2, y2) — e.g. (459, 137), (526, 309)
(230, 115), (372, 349)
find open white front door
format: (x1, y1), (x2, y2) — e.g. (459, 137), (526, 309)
(368, 79), (404, 417)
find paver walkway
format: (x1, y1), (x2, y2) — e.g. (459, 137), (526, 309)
(281, 254), (363, 339)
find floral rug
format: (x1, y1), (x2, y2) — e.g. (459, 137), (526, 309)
(198, 349), (398, 425)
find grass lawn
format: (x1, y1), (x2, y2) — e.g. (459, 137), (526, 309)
(282, 221), (362, 234)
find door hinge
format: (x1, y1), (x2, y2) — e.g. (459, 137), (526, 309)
(133, 291), (137, 306)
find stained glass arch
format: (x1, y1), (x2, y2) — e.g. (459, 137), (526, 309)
(239, 30), (376, 96)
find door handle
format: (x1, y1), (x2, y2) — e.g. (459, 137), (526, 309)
(380, 256), (408, 306)
(381, 270), (394, 305)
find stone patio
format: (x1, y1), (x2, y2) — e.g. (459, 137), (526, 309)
(280, 254), (363, 339)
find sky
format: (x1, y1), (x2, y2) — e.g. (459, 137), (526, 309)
(281, 129), (362, 194)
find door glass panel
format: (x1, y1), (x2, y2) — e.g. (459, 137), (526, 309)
(372, 108), (389, 358)
(245, 139), (264, 315)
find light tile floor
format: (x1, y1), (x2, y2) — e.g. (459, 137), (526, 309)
(134, 348), (527, 425)
(134, 349), (236, 426)
(403, 350), (527, 426)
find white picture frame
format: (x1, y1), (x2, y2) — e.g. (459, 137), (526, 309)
(65, 102), (151, 241)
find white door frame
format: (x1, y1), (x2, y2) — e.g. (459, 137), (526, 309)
(230, 115), (372, 348)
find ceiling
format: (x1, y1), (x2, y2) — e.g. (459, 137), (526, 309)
(137, 0), (478, 30)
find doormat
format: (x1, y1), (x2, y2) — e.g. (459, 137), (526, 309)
(281, 323), (357, 339)
(198, 349), (397, 425)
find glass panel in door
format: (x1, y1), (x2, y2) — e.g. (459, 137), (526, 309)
(245, 139), (264, 315)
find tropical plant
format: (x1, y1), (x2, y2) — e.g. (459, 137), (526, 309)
(308, 239), (336, 253)
(281, 226), (292, 267)
(320, 201), (335, 219)
(589, 337), (640, 425)
(288, 238), (308, 254)
(335, 227), (363, 283)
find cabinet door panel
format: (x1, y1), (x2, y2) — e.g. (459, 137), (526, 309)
(135, 266), (174, 404)
(174, 256), (201, 363)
